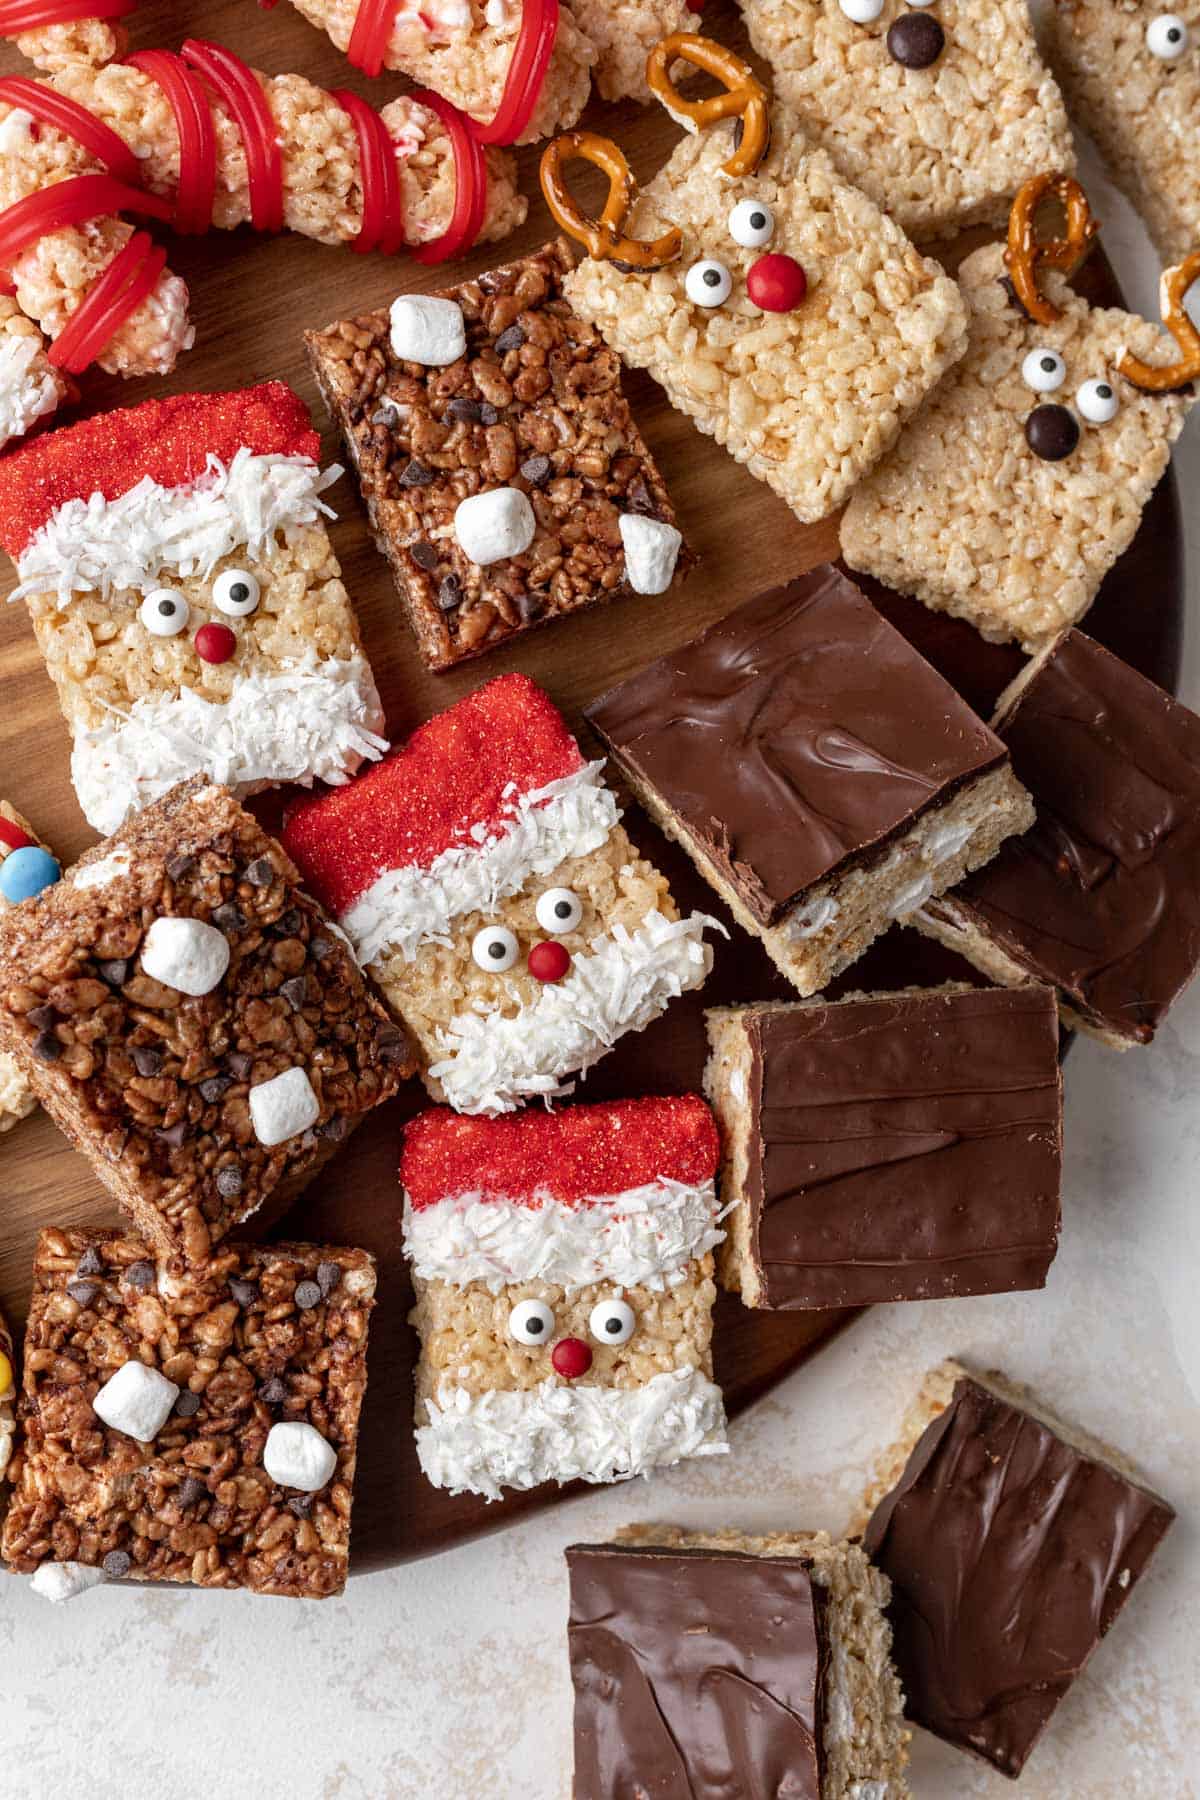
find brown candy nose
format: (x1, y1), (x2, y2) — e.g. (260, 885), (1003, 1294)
(1025, 403), (1080, 462)
(887, 12), (945, 67)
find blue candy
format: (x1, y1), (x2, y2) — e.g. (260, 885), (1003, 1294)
(0, 845), (61, 904)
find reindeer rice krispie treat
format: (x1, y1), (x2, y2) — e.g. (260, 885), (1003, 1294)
(306, 239), (691, 673)
(542, 33), (968, 525)
(3, 1228), (376, 1599)
(0, 382), (388, 835)
(841, 175), (1198, 651)
(0, 801), (61, 1134)
(403, 1097), (728, 1499)
(282, 674), (717, 1115)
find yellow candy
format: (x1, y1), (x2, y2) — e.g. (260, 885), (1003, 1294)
(0, 1350), (13, 1395)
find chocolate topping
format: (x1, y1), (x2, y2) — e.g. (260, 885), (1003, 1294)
(586, 568), (1007, 926)
(741, 987), (1061, 1307)
(566, 1543), (827, 1799)
(863, 1375), (1175, 1777)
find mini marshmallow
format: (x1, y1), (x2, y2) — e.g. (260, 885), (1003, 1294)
(263, 1420), (338, 1492)
(248, 1064), (320, 1146)
(30, 1561), (106, 1604)
(454, 487), (536, 566)
(140, 915), (231, 996)
(618, 514), (683, 595)
(93, 1359), (180, 1443)
(389, 294), (467, 367)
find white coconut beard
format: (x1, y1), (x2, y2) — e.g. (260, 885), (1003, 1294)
(415, 1367), (729, 1501)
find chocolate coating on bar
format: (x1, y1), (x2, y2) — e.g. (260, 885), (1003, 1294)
(863, 1376), (1175, 1777)
(566, 1542), (827, 1799)
(744, 987), (1062, 1308)
(928, 629), (1200, 1043)
(586, 567), (1008, 927)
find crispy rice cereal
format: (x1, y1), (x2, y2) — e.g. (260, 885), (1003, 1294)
(571, 0), (696, 100)
(0, 800), (57, 1134)
(0, 297), (67, 452)
(740, 0), (1074, 242)
(564, 111), (967, 524)
(0, 1300), (14, 1486)
(841, 247), (1194, 649)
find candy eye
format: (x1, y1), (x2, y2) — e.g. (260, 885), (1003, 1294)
(1021, 348), (1067, 393)
(1146, 13), (1189, 57)
(471, 924), (520, 972)
(212, 568), (261, 617)
(728, 199), (775, 249)
(685, 259), (733, 308)
(589, 1298), (636, 1346)
(1076, 377), (1120, 424)
(535, 887), (583, 934)
(838, 0), (884, 17)
(140, 589), (190, 637)
(509, 1298), (555, 1345)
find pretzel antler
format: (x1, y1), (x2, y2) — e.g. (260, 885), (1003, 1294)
(1118, 252), (1200, 393)
(540, 131), (682, 269)
(645, 33), (770, 180)
(1004, 173), (1100, 326)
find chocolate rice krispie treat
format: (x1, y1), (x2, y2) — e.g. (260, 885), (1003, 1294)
(3, 1228), (376, 1598)
(0, 801), (61, 1134)
(0, 1300), (14, 1491)
(0, 779), (413, 1262)
(306, 240), (691, 672)
(543, 34), (967, 526)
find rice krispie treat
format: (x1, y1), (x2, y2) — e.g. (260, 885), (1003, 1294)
(0, 294), (67, 454)
(586, 568), (1034, 998)
(705, 984), (1062, 1309)
(0, 801), (61, 1135)
(567, 1527), (910, 1798)
(1045, 0), (1200, 264)
(282, 674), (716, 1115)
(542, 33), (968, 525)
(306, 239), (691, 673)
(857, 1362), (1175, 1778)
(917, 629), (1200, 1048)
(2, 1227), (376, 1599)
(739, 0), (1074, 242)
(841, 175), (1197, 651)
(0, 779), (412, 1263)
(0, 382), (387, 835)
(403, 1097), (728, 1499)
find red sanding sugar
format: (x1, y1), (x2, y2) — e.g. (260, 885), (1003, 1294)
(0, 381), (319, 554)
(401, 1095), (720, 1208)
(282, 674), (585, 916)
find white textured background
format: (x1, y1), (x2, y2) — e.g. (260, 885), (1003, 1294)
(2, 143), (1199, 1800)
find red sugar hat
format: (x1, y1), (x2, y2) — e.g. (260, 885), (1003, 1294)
(401, 1096), (720, 1209)
(282, 673), (585, 917)
(0, 381), (320, 556)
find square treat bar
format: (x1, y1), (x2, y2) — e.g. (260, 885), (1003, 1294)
(704, 983), (1062, 1309)
(916, 629), (1200, 1048)
(0, 779), (412, 1263)
(1045, 0), (1200, 264)
(282, 673), (714, 1116)
(2, 1228), (375, 1599)
(740, 0), (1074, 242)
(858, 1362), (1175, 1778)
(306, 240), (691, 673)
(841, 234), (1195, 651)
(0, 383), (386, 835)
(567, 1527), (910, 1799)
(403, 1098), (727, 1499)
(0, 802), (61, 1133)
(586, 568), (1033, 998)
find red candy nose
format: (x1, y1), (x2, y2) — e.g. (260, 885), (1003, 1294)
(551, 1337), (593, 1380)
(746, 252), (808, 313)
(194, 622), (237, 664)
(528, 940), (571, 983)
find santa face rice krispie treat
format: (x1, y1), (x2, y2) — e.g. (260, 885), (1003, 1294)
(0, 382), (388, 835)
(3, 1228), (376, 1599)
(403, 1097), (728, 1499)
(542, 33), (968, 525)
(306, 239), (691, 673)
(282, 674), (717, 1115)
(841, 175), (1198, 651)
(1045, 0), (1200, 264)
(738, 0), (1074, 242)
(0, 801), (61, 1134)
(0, 780), (412, 1263)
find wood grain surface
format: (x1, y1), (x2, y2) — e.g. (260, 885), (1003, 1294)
(0, 0), (1183, 1568)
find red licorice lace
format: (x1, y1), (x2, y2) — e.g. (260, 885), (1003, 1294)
(332, 88), (406, 257)
(124, 50), (216, 234)
(411, 89), (485, 264)
(0, 0), (136, 32)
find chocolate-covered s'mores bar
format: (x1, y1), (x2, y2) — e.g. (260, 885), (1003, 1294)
(586, 568), (1033, 998)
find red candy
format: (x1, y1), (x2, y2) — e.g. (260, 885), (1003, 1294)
(551, 1337), (592, 1380)
(401, 1095), (720, 1208)
(194, 622), (237, 664)
(0, 816), (34, 853)
(528, 940), (570, 984)
(746, 252), (808, 314)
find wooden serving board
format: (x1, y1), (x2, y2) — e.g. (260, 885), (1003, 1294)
(0, 0), (1183, 1569)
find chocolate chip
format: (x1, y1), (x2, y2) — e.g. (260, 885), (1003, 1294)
(165, 853), (196, 882)
(400, 458), (435, 487)
(26, 1003), (56, 1031)
(371, 401), (400, 427)
(227, 1051), (252, 1080)
(287, 1494), (314, 1519)
(156, 1120), (188, 1150)
(1025, 403), (1080, 462)
(445, 397), (483, 424)
(131, 1044), (163, 1077)
(199, 1076), (231, 1104)
(887, 12), (944, 68)
(280, 976), (308, 1012)
(317, 1261), (342, 1297)
(177, 1475), (206, 1508)
(275, 908), (303, 936)
(515, 591), (544, 624)
(102, 1550), (131, 1579)
(67, 1280), (99, 1308)
(76, 1246), (104, 1277)
(410, 541), (439, 571)
(216, 1163), (244, 1200)
(97, 958), (128, 988)
(212, 902), (246, 933)
(479, 402), (500, 426)
(519, 454), (552, 487)
(626, 476), (656, 516)
(310, 936), (334, 961)
(437, 574), (462, 612)
(316, 1114), (348, 1142)
(32, 1029), (60, 1062)
(260, 1376), (288, 1404)
(174, 1390), (201, 1418)
(245, 857), (275, 887)
(228, 1278), (259, 1308)
(295, 1280), (323, 1310)
(494, 323), (526, 353)
(125, 1260), (155, 1291)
